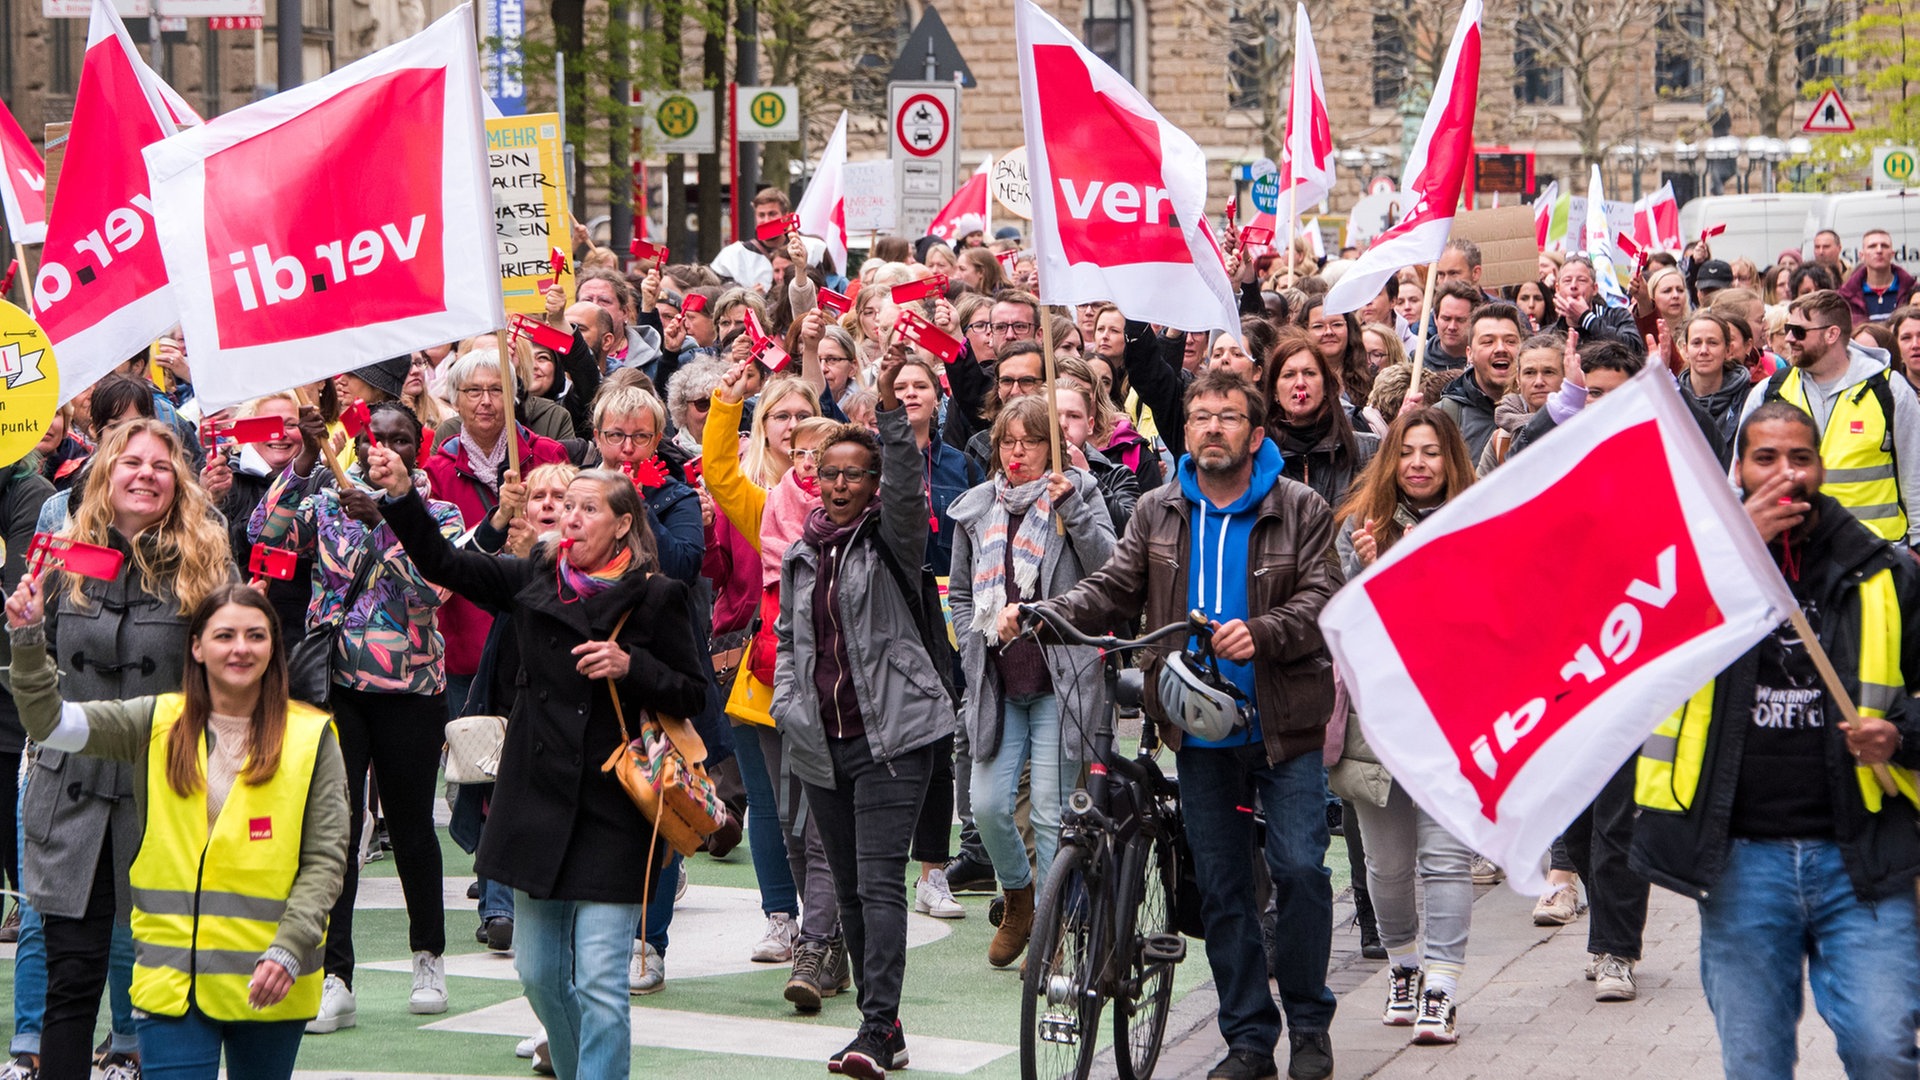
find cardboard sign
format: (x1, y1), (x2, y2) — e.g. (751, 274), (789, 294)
(248, 543), (299, 581)
(510, 312), (573, 353)
(896, 309), (961, 364)
(817, 287), (852, 317)
(843, 160), (897, 234)
(891, 274), (947, 304)
(27, 534), (123, 580)
(487, 113), (572, 315)
(1448, 206), (1543, 289)
(756, 213), (799, 244)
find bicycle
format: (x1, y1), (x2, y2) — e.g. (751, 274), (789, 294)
(1015, 604), (1210, 1080)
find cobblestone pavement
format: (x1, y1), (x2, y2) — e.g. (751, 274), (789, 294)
(1152, 881), (1849, 1079)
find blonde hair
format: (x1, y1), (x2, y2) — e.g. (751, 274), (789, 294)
(743, 377), (820, 488)
(524, 461), (580, 493)
(238, 391), (301, 419)
(66, 419), (233, 614)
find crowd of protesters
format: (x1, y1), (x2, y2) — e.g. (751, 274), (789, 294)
(0, 188), (1914, 1080)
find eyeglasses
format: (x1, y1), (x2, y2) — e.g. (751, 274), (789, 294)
(791, 447), (823, 460)
(1188, 410), (1250, 430)
(965, 320), (992, 335)
(991, 322), (1036, 337)
(998, 435), (1050, 450)
(460, 385), (505, 401)
(816, 466), (879, 483)
(688, 398), (711, 414)
(997, 375), (1044, 391)
(1784, 322), (1832, 340)
(766, 410), (812, 424)
(599, 429), (658, 446)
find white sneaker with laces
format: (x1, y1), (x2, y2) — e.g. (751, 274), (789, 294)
(97, 1054), (139, 1080)
(914, 869), (966, 919)
(409, 950), (448, 1014)
(1532, 882), (1582, 926)
(0, 1055), (35, 1080)
(752, 912), (800, 963)
(1411, 988), (1458, 1045)
(630, 940), (665, 994)
(1469, 854), (1504, 885)
(1383, 965), (1423, 1026)
(516, 1030), (546, 1059)
(305, 973), (358, 1034)
(1594, 954), (1637, 1001)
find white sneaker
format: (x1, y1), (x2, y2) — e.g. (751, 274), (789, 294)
(1469, 854), (1504, 885)
(1410, 988), (1459, 1045)
(752, 912), (799, 963)
(1594, 954), (1637, 1002)
(914, 869), (966, 919)
(409, 950), (448, 1014)
(516, 1030), (546, 1058)
(305, 973), (357, 1033)
(629, 940), (665, 995)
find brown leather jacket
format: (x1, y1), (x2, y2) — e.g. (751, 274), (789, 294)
(1034, 473), (1343, 765)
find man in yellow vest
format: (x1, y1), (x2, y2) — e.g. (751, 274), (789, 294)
(1632, 401), (1920, 1079)
(1738, 288), (1920, 546)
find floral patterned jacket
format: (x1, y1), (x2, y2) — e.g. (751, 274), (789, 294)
(249, 463), (465, 695)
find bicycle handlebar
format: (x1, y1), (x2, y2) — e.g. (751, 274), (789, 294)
(1019, 604), (1209, 654)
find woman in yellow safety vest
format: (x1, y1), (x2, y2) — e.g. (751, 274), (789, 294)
(4, 578), (347, 1080)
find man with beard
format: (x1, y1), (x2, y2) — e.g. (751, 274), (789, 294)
(1439, 302), (1523, 461)
(1002, 369), (1344, 1080)
(1632, 401), (1920, 1079)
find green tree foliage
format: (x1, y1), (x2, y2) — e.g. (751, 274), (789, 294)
(1789, 0), (1920, 190)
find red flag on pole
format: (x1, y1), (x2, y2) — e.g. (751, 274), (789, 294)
(1277, 2), (1335, 211)
(0, 99), (46, 246)
(1320, 371), (1797, 894)
(794, 111), (848, 276)
(927, 162), (988, 243)
(1322, 0), (1483, 315)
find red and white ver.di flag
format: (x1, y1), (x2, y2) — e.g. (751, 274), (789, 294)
(1322, 0), (1482, 316)
(794, 111), (849, 277)
(1277, 3), (1335, 213)
(0, 97), (47, 246)
(34, 0), (186, 404)
(1319, 370), (1797, 896)
(144, 6), (501, 412)
(1015, 0), (1237, 334)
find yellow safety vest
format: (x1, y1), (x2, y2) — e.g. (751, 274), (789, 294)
(1771, 367), (1906, 541)
(1637, 567), (1920, 814)
(129, 695), (332, 1022)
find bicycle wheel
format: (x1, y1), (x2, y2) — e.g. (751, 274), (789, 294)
(1113, 829), (1179, 1080)
(1021, 843), (1109, 1080)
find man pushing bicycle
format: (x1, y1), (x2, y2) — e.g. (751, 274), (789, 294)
(997, 368), (1345, 1080)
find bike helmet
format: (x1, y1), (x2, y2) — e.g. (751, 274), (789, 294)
(1157, 648), (1247, 742)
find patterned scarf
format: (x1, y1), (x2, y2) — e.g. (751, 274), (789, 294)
(465, 428), (511, 491)
(557, 544), (634, 601)
(968, 475), (1053, 641)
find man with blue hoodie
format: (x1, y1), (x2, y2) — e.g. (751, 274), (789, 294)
(1005, 368), (1345, 1080)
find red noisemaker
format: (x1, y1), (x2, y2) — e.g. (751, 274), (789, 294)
(680, 294), (709, 315)
(27, 534), (123, 581)
(1238, 226), (1273, 251)
(890, 275), (948, 304)
(204, 415), (287, 449)
(755, 214), (800, 244)
(510, 313), (574, 353)
(896, 310), (963, 365)
(817, 288), (853, 317)
(248, 543), (299, 584)
(630, 239), (669, 266)
(339, 399), (373, 442)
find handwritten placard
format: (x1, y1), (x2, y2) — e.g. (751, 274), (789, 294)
(487, 113), (571, 315)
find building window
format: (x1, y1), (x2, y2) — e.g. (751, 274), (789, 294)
(264, 0), (335, 84)
(1227, 4), (1278, 112)
(1083, 0), (1135, 84)
(1513, 24), (1563, 106)
(1372, 11), (1405, 108)
(1656, 0), (1703, 100)
(51, 17), (85, 95)
(1797, 1), (1845, 82)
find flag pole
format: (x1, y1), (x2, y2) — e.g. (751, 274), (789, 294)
(1406, 260), (1440, 393)
(1041, 314), (1065, 535)
(1787, 607), (1901, 795)
(294, 386), (355, 490)
(495, 329), (522, 475)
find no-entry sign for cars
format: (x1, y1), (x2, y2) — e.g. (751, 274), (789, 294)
(888, 81), (960, 239)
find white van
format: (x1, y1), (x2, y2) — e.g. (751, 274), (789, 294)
(1807, 190), (1920, 266)
(1676, 193), (1828, 270)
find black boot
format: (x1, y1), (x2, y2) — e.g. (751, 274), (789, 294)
(1353, 882), (1386, 960)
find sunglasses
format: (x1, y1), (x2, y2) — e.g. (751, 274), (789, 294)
(1784, 323), (1832, 340)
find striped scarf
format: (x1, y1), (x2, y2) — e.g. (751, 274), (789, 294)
(969, 476), (1053, 641)
(557, 544), (634, 601)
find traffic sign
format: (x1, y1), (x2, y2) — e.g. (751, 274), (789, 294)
(734, 85), (799, 143)
(1250, 173), (1280, 214)
(1803, 89), (1855, 134)
(634, 89), (716, 155)
(1872, 146), (1918, 190)
(889, 82), (960, 238)
(889, 6), (975, 88)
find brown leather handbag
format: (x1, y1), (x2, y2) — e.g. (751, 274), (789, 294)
(598, 612), (729, 858)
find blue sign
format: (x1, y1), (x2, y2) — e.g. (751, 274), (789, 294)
(485, 0), (527, 116)
(1250, 174), (1280, 214)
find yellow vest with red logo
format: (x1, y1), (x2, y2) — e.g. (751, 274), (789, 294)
(129, 694), (332, 1022)
(1771, 367), (1906, 541)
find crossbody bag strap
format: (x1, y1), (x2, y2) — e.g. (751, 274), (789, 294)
(605, 609), (635, 743)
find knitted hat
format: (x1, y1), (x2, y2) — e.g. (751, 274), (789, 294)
(351, 356), (412, 400)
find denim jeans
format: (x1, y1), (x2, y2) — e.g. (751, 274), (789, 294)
(1352, 781), (1473, 974)
(804, 736), (934, 1033)
(640, 855), (680, 954)
(1177, 744), (1336, 1052)
(134, 1005), (305, 1080)
(514, 893), (645, 1080)
(11, 777), (42, 1056)
(479, 878), (515, 923)
(731, 721), (798, 917)
(1699, 838), (1920, 1080)
(972, 693), (1068, 891)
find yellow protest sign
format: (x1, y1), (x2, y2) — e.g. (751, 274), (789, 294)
(487, 114), (572, 315)
(0, 300), (58, 468)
